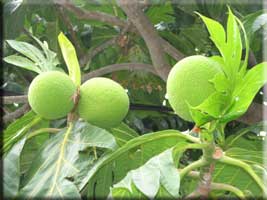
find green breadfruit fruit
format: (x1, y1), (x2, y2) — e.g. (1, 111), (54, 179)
(78, 77), (130, 128)
(166, 55), (221, 122)
(28, 71), (76, 120)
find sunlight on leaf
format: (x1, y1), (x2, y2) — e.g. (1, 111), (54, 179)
(58, 32), (81, 86)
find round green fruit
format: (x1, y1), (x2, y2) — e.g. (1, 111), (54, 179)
(28, 71), (76, 120)
(77, 77), (129, 128)
(166, 55), (221, 122)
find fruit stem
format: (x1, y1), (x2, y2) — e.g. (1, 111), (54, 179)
(68, 87), (80, 123)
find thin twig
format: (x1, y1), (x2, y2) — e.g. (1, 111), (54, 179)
(3, 104), (30, 124)
(80, 38), (117, 67)
(54, 0), (127, 28)
(80, 22), (133, 67)
(56, 5), (84, 57)
(54, 0), (184, 63)
(117, 0), (171, 80)
(82, 63), (157, 81)
(1, 94), (264, 125)
(3, 95), (28, 104)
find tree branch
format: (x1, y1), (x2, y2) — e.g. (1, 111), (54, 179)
(54, 0), (127, 28)
(80, 37), (117, 67)
(82, 63), (157, 81)
(56, 5), (84, 57)
(80, 23), (133, 67)
(55, 0), (183, 65)
(3, 95), (28, 104)
(117, 0), (171, 80)
(3, 104), (30, 124)
(160, 38), (184, 61)
(2, 94), (264, 125)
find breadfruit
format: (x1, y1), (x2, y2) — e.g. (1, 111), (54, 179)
(28, 71), (76, 120)
(78, 77), (129, 128)
(166, 55), (221, 122)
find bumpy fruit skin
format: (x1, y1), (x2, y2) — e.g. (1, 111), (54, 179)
(166, 55), (221, 122)
(28, 71), (76, 120)
(78, 77), (129, 128)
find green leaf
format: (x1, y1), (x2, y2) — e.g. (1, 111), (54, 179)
(58, 32), (81, 86)
(4, 55), (41, 74)
(226, 148), (264, 167)
(131, 158), (161, 198)
(29, 34), (60, 69)
(213, 162), (263, 197)
(225, 7), (242, 75)
(222, 62), (267, 123)
(3, 111), (42, 154)
(146, 3), (174, 24)
(196, 13), (227, 61)
(191, 91), (231, 120)
(214, 147), (265, 197)
(6, 40), (46, 69)
(111, 149), (180, 199)
(110, 123), (139, 146)
(3, 138), (26, 198)
(156, 149), (180, 198)
(20, 121), (50, 175)
(188, 87), (231, 126)
(243, 10), (267, 40)
(198, 8), (247, 94)
(19, 121), (116, 198)
(81, 130), (193, 198)
(225, 122), (264, 150)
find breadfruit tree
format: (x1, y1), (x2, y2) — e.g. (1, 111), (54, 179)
(2, 0), (267, 199)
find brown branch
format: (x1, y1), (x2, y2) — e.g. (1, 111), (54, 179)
(80, 23), (133, 67)
(3, 95), (28, 104)
(80, 38), (117, 67)
(55, 0), (183, 63)
(3, 104), (30, 124)
(54, 0), (127, 28)
(195, 162), (215, 198)
(237, 102), (263, 125)
(82, 63), (156, 81)
(160, 38), (184, 61)
(117, 0), (171, 80)
(56, 5), (84, 57)
(2, 94), (263, 125)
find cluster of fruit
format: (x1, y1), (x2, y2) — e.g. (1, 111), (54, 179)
(28, 55), (220, 128)
(28, 71), (129, 128)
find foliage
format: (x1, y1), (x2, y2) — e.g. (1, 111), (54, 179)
(2, 1), (266, 199)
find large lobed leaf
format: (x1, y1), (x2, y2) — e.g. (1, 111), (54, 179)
(4, 36), (61, 73)
(3, 138), (26, 198)
(109, 123), (139, 146)
(111, 148), (180, 199)
(80, 130), (195, 198)
(222, 62), (267, 123)
(18, 121), (116, 199)
(3, 111), (42, 154)
(191, 9), (266, 126)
